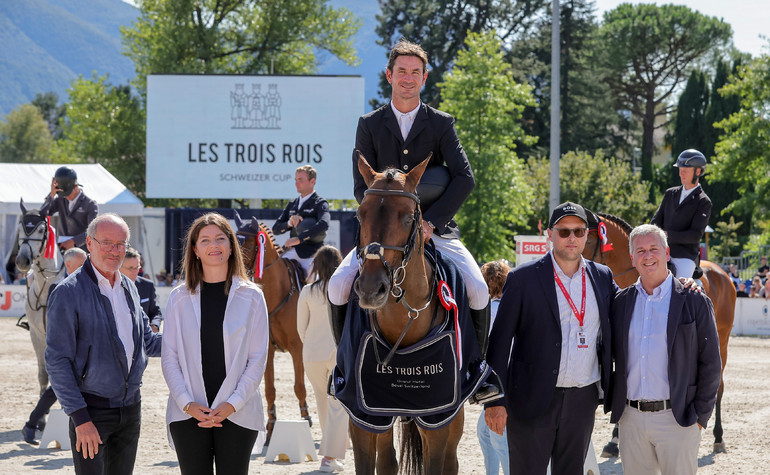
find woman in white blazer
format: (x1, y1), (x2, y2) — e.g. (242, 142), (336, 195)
(297, 245), (349, 472)
(162, 212), (268, 474)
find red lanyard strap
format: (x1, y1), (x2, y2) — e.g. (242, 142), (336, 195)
(553, 266), (586, 327)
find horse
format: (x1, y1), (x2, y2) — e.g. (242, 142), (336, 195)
(347, 153), (467, 475)
(584, 212), (736, 454)
(15, 199), (65, 394)
(233, 214), (311, 443)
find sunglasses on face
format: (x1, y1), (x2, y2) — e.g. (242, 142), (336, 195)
(552, 227), (587, 238)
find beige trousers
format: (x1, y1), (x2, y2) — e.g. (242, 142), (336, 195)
(618, 406), (701, 475)
(304, 359), (350, 459)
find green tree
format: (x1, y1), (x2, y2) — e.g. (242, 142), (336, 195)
(439, 31), (536, 262)
(711, 216), (743, 260)
(55, 76), (146, 195)
(524, 151), (657, 231)
(373, 0), (544, 108)
(510, 0), (625, 158)
(712, 51), (770, 241)
(0, 103), (53, 163)
(704, 58), (743, 158)
(599, 4), (732, 181)
(671, 70), (709, 158)
(123, 0), (361, 95)
(31, 92), (66, 140)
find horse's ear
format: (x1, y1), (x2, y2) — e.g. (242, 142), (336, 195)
(356, 150), (377, 188)
(20, 198), (26, 214)
(404, 153), (432, 192)
(233, 209), (243, 231)
(250, 216), (259, 231)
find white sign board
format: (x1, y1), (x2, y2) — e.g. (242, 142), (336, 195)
(514, 235), (549, 266)
(732, 298), (770, 336)
(146, 75), (364, 199)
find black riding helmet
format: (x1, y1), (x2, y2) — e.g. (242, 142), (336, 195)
(674, 149), (707, 184)
(54, 166), (78, 197)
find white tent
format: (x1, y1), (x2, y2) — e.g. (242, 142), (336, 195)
(0, 163), (144, 282)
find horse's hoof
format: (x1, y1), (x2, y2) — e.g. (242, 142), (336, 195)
(713, 441), (727, 453)
(304, 415), (313, 428)
(601, 442), (619, 458)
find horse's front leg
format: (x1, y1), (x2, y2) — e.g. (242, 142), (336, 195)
(28, 305), (48, 394)
(376, 428), (398, 474)
(713, 379), (726, 453)
(264, 344), (277, 443)
(349, 422), (380, 475)
(421, 408), (463, 475)
(288, 337), (311, 426)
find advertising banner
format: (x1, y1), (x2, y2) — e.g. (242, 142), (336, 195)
(146, 75), (364, 199)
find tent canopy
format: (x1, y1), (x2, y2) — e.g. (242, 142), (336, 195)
(0, 163), (143, 215)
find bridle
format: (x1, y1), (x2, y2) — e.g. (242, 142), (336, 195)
(587, 218), (636, 279)
(17, 215), (63, 312)
(355, 187), (438, 366)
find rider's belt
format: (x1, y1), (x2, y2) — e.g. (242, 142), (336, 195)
(627, 399), (671, 412)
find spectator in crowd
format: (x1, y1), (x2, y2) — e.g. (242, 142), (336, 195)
(728, 264), (742, 288)
(749, 276), (763, 298)
(736, 281), (749, 298)
(156, 270), (169, 287)
(40, 166), (98, 252)
(477, 259), (511, 475)
(121, 248), (163, 332)
(758, 257), (769, 280)
(761, 278), (770, 299)
(296, 245), (348, 473)
(162, 212), (268, 475)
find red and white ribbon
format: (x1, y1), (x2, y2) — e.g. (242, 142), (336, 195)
(598, 222), (614, 252)
(254, 231), (268, 279)
(438, 280), (462, 368)
(44, 216), (56, 259)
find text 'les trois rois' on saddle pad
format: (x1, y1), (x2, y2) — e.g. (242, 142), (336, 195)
(331, 245), (492, 433)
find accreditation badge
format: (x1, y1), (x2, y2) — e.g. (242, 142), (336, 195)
(577, 330), (589, 349)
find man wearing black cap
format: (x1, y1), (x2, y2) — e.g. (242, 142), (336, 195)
(484, 202), (618, 474)
(40, 166), (98, 251)
(651, 149), (712, 279)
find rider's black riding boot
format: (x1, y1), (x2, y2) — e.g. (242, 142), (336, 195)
(469, 301), (502, 404)
(329, 302), (348, 346)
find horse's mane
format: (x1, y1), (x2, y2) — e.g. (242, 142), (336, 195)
(257, 221), (281, 253)
(597, 212), (633, 237)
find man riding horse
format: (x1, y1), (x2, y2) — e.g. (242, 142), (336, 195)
(328, 40), (498, 402)
(40, 166), (98, 252)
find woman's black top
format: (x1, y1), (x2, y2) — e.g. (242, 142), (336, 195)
(200, 280), (228, 407)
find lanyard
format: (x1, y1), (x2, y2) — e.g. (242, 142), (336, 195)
(554, 266), (586, 328)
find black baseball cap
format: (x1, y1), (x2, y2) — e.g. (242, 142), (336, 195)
(549, 201), (589, 228)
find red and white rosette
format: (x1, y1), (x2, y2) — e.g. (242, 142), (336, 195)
(254, 230), (268, 279)
(44, 216), (56, 259)
(598, 222), (614, 252)
(438, 280), (462, 368)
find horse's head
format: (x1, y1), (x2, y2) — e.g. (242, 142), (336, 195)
(354, 151), (431, 309)
(16, 199), (50, 272)
(582, 211), (639, 288)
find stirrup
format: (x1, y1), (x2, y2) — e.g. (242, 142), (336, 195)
(469, 382), (503, 405)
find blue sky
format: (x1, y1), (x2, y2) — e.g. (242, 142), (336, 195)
(594, 0), (769, 57)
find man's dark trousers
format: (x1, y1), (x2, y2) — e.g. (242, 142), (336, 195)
(506, 385), (598, 475)
(68, 402), (141, 475)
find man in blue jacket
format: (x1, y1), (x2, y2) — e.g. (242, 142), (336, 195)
(609, 224), (721, 474)
(46, 213), (162, 475)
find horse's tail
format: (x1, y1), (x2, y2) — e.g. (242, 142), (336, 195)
(398, 419), (423, 475)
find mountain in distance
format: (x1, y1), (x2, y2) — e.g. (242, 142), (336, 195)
(0, 0), (138, 116)
(0, 0), (385, 117)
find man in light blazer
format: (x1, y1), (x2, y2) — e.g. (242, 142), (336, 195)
(609, 224), (721, 474)
(485, 202), (617, 474)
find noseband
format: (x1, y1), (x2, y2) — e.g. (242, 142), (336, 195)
(356, 188), (423, 301)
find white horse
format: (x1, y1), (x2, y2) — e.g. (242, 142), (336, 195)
(15, 199), (65, 394)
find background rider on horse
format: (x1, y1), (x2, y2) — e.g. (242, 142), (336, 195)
(40, 166), (98, 252)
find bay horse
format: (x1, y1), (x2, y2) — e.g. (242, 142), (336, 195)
(233, 213), (311, 442)
(350, 154), (464, 474)
(15, 199), (65, 394)
(584, 212), (736, 453)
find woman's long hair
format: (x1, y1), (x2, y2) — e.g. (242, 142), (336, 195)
(308, 245), (343, 295)
(481, 259), (511, 299)
(181, 212), (248, 294)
